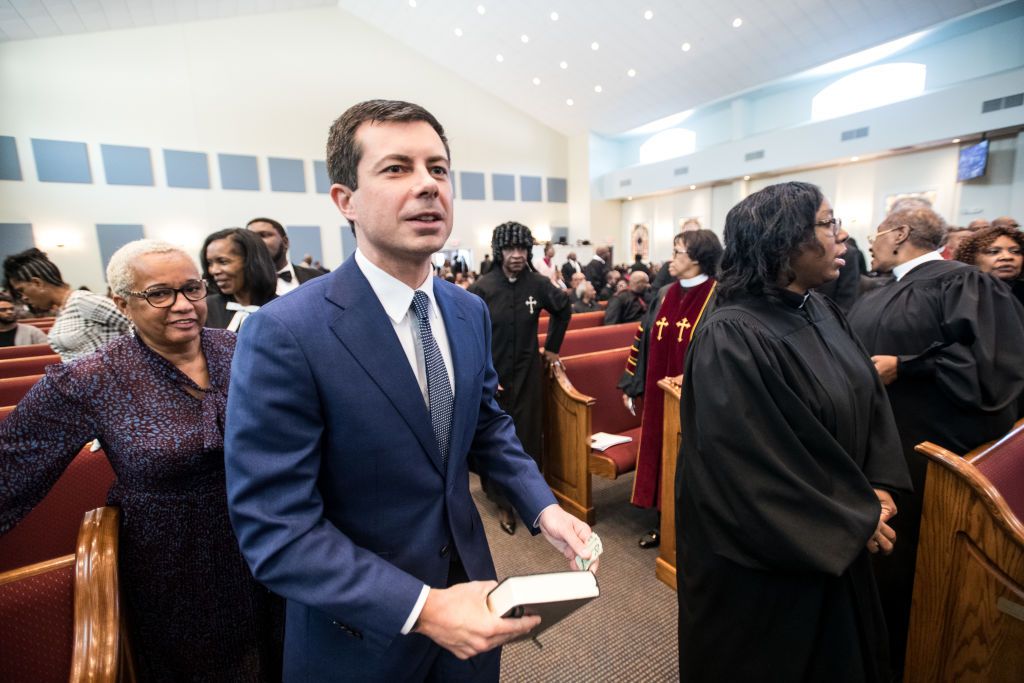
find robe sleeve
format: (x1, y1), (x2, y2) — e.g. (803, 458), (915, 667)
(680, 317), (881, 576)
(0, 364), (100, 533)
(618, 287), (665, 397)
(541, 282), (571, 354)
(897, 269), (1024, 413)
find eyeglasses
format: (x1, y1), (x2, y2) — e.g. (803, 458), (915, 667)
(127, 280), (208, 308)
(814, 217), (843, 238)
(867, 225), (905, 245)
(673, 248), (688, 256)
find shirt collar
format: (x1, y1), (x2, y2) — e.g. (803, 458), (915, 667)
(893, 250), (944, 281)
(593, 254), (605, 264)
(355, 249), (438, 324)
(277, 263), (297, 280)
(678, 273), (709, 288)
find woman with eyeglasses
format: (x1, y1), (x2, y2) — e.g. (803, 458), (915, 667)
(676, 182), (911, 681)
(200, 228), (278, 331)
(847, 207), (1024, 678)
(955, 224), (1024, 306)
(0, 240), (283, 681)
(619, 228), (722, 550)
(3, 247), (131, 361)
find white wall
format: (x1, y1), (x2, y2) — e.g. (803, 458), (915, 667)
(0, 6), (571, 290)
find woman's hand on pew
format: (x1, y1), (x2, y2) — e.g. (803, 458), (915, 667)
(667, 374), (683, 388)
(538, 504), (600, 573)
(543, 351), (562, 376)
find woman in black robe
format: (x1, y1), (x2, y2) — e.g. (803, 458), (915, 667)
(847, 208), (1024, 676)
(677, 182), (912, 682)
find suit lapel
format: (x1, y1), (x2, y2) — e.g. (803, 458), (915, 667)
(433, 282), (475, 476)
(325, 258), (445, 476)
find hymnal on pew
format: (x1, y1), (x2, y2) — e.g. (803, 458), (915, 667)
(487, 570), (600, 641)
(590, 431), (632, 452)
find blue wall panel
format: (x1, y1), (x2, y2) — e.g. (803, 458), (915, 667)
(96, 224), (145, 277)
(492, 174), (515, 201)
(287, 225), (323, 265)
(459, 172), (486, 200)
(101, 144), (154, 186)
(0, 223), (34, 256)
(32, 139), (92, 183)
(269, 157), (306, 193)
(218, 154), (260, 191)
(0, 137), (22, 181)
(547, 177), (568, 203)
(164, 150), (210, 189)
(520, 175), (542, 202)
(340, 225), (357, 264)
(313, 160), (331, 194)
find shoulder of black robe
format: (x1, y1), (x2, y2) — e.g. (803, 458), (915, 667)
(849, 260), (1024, 413)
(680, 293), (909, 575)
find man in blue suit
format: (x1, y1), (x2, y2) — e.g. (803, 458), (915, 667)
(225, 99), (596, 681)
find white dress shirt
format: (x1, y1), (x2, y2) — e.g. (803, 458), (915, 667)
(892, 250), (944, 281)
(354, 249), (454, 633)
(276, 263), (300, 296)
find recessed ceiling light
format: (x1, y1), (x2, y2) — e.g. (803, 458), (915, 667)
(453, 27), (463, 37)
(627, 68), (636, 77)
(594, 85), (603, 93)
(743, 175), (750, 180)
(689, 185), (696, 190)
(566, 98), (574, 106)
(521, 34), (529, 43)
(477, 4), (486, 15)
(532, 76), (541, 85)
(591, 41), (600, 51)
(644, 10), (653, 20)
(408, 0), (416, 7)
(560, 60), (568, 69)
(681, 42), (691, 52)
(851, 156), (860, 162)
(550, 11), (559, 21)
(495, 53), (504, 62)
(952, 138), (961, 143)
(732, 17), (743, 28)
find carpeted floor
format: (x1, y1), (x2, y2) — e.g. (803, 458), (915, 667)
(471, 472), (680, 682)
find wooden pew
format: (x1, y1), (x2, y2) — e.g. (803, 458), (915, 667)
(0, 506), (131, 682)
(0, 343), (54, 360)
(656, 378), (682, 590)
(0, 374), (42, 407)
(904, 423), (1024, 682)
(537, 309), (604, 335)
(541, 322), (637, 357)
(0, 354), (61, 379)
(543, 347), (640, 524)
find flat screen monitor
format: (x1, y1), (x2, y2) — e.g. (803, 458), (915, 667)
(957, 139), (989, 181)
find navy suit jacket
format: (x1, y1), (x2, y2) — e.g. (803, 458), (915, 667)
(224, 256), (557, 680)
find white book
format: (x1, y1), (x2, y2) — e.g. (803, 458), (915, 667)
(590, 431), (632, 452)
(487, 571), (600, 641)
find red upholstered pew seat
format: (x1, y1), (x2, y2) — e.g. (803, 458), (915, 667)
(0, 374), (42, 407)
(0, 556), (76, 682)
(0, 343), (54, 360)
(0, 355), (61, 380)
(543, 346), (639, 524)
(541, 322), (637, 357)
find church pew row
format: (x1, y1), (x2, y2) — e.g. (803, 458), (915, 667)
(540, 322), (638, 357)
(0, 343), (54, 360)
(537, 309), (604, 335)
(0, 374), (42, 407)
(542, 346), (640, 525)
(0, 355), (61, 380)
(905, 421), (1024, 682)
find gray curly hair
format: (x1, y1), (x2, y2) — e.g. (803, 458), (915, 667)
(106, 239), (195, 297)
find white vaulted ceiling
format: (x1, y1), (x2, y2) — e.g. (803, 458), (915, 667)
(0, 0), (1010, 136)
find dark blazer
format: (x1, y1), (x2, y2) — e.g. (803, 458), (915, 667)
(203, 292), (275, 330)
(292, 263), (324, 284)
(561, 259), (583, 284)
(224, 256), (556, 680)
(584, 258), (609, 292)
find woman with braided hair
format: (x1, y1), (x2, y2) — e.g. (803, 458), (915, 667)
(468, 221), (571, 534)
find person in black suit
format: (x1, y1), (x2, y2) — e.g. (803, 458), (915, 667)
(247, 217), (324, 296)
(561, 251), (583, 284)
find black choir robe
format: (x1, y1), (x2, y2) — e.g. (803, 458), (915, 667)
(468, 270), (571, 461)
(847, 259), (1024, 673)
(677, 289), (911, 682)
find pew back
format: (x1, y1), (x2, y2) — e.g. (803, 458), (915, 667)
(0, 344), (54, 360)
(538, 309), (604, 335)
(0, 355), (61, 380)
(543, 322), (637, 357)
(0, 374), (42, 407)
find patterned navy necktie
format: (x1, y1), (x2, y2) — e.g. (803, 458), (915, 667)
(411, 291), (454, 469)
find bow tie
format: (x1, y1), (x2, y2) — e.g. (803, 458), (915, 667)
(278, 270), (293, 283)
(225, 302), (260, 313)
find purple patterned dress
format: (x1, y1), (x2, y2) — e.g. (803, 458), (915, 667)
(0, 329), (282, 681)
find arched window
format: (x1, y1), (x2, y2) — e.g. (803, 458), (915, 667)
(639, 128), (696, 164)
(811, 63), (926, 121)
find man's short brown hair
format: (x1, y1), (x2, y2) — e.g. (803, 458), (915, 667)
(325, 99), (450, 190)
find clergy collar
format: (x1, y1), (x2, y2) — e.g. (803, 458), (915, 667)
(678, 273), (709, 289)
(354, 249), (439, 325)
(893, 250), (944, 281)
(777, 288), (811, 309)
